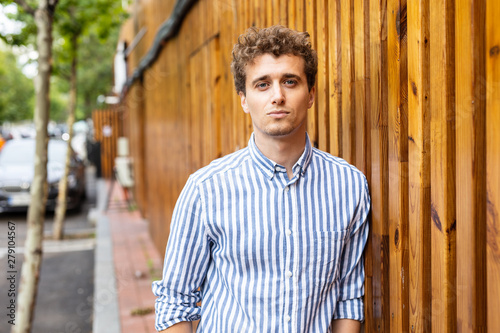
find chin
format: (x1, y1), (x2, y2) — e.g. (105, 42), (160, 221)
(264, 126), (297, 137)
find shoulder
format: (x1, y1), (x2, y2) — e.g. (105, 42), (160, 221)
(312, 148), (365, 176)
(188, 147), (251, 186)
(311, 148), (368, 189)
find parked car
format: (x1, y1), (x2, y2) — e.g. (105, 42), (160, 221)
(0, 139), (86, 213)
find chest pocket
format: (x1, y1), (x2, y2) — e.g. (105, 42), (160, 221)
(311, 230), (347, 286)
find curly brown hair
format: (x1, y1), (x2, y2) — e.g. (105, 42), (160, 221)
(231, 25), (318, 95)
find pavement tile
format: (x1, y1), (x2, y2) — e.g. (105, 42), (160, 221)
(104, 181), (162, 333)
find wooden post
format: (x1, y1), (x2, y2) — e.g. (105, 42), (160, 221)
(369, 0), (390, 330)
(305, 0), (318, 147)
(407, 0), (431, 331)
(354, 0), (369, 175)
(328, 0), (342, 157)
(486, 0), (500, 331)
(315, 0), (329, 151)
(387, 0), (409, 331)
(455, 0), (487, 331)
(341, 0), (355, 163)
(429, 0), (457, 331)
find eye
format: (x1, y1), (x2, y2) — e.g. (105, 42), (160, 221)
(283, 79), (297, 86)
(256, 82), (269, 90)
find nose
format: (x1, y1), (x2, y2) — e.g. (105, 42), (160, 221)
(271, 85), (285, 105)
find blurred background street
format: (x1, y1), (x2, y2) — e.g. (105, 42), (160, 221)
(0, 166), (97, 333)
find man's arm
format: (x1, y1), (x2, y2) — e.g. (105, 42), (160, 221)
(152, 176), (210, 331)
(333, 175), (370, 321)
(331, 319), (361, 333)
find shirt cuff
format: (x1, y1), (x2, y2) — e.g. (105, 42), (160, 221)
(154, 297), (201, 331)
(333, 297), (364, 322)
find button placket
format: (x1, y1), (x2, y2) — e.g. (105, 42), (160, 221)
(282, 179), (294, 333)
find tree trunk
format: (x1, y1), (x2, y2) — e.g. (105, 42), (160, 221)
(53, 32), (78, 240)
(13, 1), (57, 332)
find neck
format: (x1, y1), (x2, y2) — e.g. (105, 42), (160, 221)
(254, 128), (307, 179)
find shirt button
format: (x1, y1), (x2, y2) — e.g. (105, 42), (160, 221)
(285, 315), (291, 322)
(284, 186), (290, 192)
(286, 271), (293, 278)
(286, 229), (292, 236)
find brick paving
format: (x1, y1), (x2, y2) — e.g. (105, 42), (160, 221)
(106, 183), (163, 333)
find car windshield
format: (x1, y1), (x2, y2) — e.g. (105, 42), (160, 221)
(0, 140), (67, 165)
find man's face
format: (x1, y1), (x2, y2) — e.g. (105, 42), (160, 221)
(239, 54), (315, 139)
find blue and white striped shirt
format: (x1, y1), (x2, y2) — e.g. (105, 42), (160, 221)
(153, 133), (370, 332)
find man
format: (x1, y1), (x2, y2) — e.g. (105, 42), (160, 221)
(152, 25), (370, 332)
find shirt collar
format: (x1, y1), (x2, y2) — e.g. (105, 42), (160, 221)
(248, 133), (313, 180)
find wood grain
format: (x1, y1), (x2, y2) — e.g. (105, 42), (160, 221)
(429, 0), (457, 331)
(455, 0), (487, 331)
(486, 0), (500, 331)
(407, 0), (431, 331)
(341, 0), (355, 163)
(115, 0), (497, 329)
(369, 0), (390, 330)
(387, 0), (409, 331)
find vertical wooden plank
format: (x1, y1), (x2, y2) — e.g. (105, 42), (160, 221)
(202, 43), (214, 165)
(455, 0), (487, 331)
(364, 0), (371, 183)
(189, 53), (203, 171)
(369, 0), (390, 330)
(209, 35), (222, 160)
(429, 0), (457, 331)
(305, 0), (318, 147)
(287, 0), (296, 30)
(266, 0), (274, 26)
(486, 0), (500, 331)
(243, 0), (254, 145)
(340, 0), (354, 163)
(244, 0), (252, 28)
(254, 0), (266, 27)
(127, 83), (148, 218)
(354, 0), (370, 174)
(328, 0), (342, 157)
(316, 0), (329, 151)
(199, 1), (211, 167)
(179, 7), (193, 174)
(279, 0), (288, 25)
(387, 0), (409, 331)
(234, 0), (248, 150)
(272, 0), (279, 24)
(407, 0), (431, 331)
(218, 0), (236, 156)
(295, 0), (305, 32)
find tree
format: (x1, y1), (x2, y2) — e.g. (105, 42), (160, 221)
(51, 0), (125, 239)
(0, 1), (59, 332)
(0, 47), (34, 122)
(76, 28), (120, 119)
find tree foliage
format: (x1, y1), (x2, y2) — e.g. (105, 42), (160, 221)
(0, 47), (34, 122)
(52, 0), (126, 119)
(1, 0), (126, 122)
(76, 26), (121, 119)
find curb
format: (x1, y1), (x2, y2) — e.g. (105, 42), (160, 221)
(91, 179), (121, 333)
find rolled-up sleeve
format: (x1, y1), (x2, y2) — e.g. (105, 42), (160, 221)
(152, 176), (211, 331)
(333, 175), (370, 321)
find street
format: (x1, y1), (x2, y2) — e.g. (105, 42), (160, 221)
(0, 187), (96, 333)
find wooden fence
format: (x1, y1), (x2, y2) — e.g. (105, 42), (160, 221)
(119, 0), (499, 331)
(92, 108), (123, 179)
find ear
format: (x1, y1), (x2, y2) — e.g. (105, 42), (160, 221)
(307, 86), (316, 109)
(239, 91), (250, 114)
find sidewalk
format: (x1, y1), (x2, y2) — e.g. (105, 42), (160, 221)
(92, 179), (163, 333)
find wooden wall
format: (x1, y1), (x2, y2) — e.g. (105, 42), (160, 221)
(92, 108), (123, 179)
(120, 0), (500, 330)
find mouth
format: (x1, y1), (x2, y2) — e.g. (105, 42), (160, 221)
(267, 110), (290, 119)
